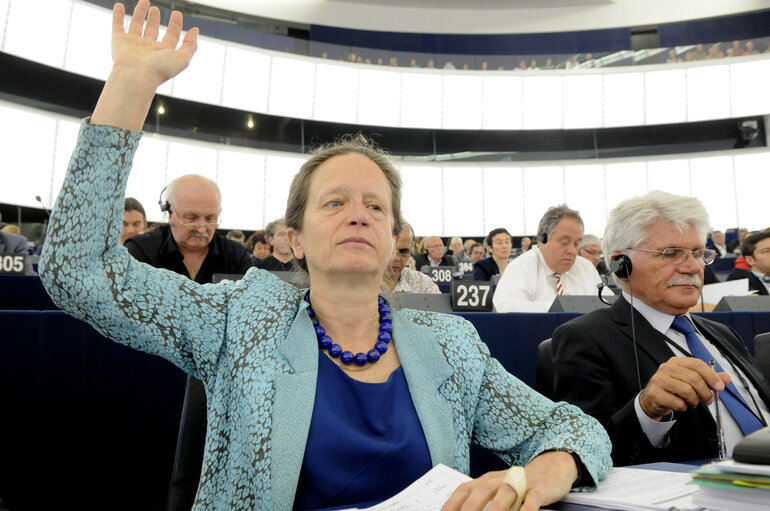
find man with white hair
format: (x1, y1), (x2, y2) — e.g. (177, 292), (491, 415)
(550, 190), (770, 466)
(125, 174), (253, 283)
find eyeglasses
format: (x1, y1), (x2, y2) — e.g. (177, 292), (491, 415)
(632, 247), (716, 265)
(175, 215), (220, 230)
(581, 248), (602, 256)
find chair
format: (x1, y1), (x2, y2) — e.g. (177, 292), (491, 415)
(754, 332), (770, 381)
(535, 339), (554, 400)
(166, 375), (207, 511)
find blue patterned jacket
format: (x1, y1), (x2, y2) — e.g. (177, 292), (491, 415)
(39, 122), (611, 510)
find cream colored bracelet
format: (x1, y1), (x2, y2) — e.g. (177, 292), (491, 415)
(504, 466), (526, 511)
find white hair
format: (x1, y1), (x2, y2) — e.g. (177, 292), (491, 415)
(603, 190), (710, 258)
(580, 234), (601, 248)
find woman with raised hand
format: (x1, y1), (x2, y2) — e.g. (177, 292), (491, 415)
(40, 2), (611, 510)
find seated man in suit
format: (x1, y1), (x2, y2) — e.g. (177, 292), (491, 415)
(493, 205), (606, 312)
(707, 230), (729, 257)
(413, 236), (453, 269)
(551, 191), (770, 466)
(0, 230), (33, 274)
(727, 229), (770, 295)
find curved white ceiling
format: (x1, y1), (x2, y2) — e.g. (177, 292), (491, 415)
(192, 0), (770, 34)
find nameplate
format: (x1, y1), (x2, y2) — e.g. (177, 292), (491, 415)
(450, 281), (494, 311)
(457, 261), (473, 274)
(714, 295), (770, 312)
(0, 253), (26, 274)
(427, 266), (455, 284)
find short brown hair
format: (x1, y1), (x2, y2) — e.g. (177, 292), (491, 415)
(285, 134), (405, 272)
(124, 197), (146, 219)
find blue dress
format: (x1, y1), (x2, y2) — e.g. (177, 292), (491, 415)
(293, 352), (433, 510)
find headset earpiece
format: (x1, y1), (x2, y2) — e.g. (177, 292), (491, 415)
(158, 186), (171, 213)
(610, 254), (632, 279)
(540, 231), (548, 244)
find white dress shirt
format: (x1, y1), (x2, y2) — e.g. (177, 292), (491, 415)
(493, 247), (608, 312)
(627, 292), (769, 454)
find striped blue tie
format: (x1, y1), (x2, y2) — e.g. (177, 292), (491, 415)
(671, 315), (763, 435)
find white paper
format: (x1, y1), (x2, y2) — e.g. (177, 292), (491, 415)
(701, 279), (750, 304)
(560, 467), (701, 511)
(709, 459), (770, 477)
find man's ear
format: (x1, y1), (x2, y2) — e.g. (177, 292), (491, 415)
(286, 228), (304, 260)
(745, 254), (756, 268)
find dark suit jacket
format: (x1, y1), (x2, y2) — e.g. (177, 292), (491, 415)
(551, 295), (770, 466)
(0, 231), (33, 274)
(412, 253), (454, 270)
(473, 257), (499, 281)
(727, 268), (769, 295)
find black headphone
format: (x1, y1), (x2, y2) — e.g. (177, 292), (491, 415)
(539, 231), (548, 244)
(609, 254), (632, 279)
(158, 186), (171, 213)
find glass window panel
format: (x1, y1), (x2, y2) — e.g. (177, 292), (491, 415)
(217, 150), (265, 230)
(50, 119), (82, 210)
(564, 164), (606, 235)
(482, 167), (524, 234)
(0, 105), (56, 207)
(221, 46), (271, 114)
(563, 75), (604, 129)
(690, 156), (736, 229)
(400, 165), (443, 236)
(647, 159), (691, 196)
(313, 63), (358, 124)
(166, 141), (218, 185)
(644, 69), (687, 125)
(733, 153), (770, 230)
(268, 57), (315, 119)
(264, 155), (304, 224)
(357, 69), (401, 126)
(65, 2), (112, 80)
(522, 76), (563, 129)
(172, 38), (225, 105)
(129, 136), (169, 224)
(605, 162), (647, 211)
(604, 73), (644, 127)
(400, 72), (443, 129)
(686, 65), (731, 122)
(0, 0), (9, 49)
(522, 166), (564, 233)
(731, 59), (770, 117)
(442, 166), (484, 236)
(442, 75), (483, 130)
(482, 75), (523, 129)
(5, 0), (70, 67)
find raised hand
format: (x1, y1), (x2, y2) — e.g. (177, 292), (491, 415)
(92, 0), (199, 130)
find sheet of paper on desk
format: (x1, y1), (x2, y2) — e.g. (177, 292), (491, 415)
(701, 278), (749, 304)
(560, 467), (701, 511)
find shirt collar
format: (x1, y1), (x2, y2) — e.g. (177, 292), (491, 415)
(621, 290), (692, 335)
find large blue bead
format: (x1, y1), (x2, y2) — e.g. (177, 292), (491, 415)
(329, 344), (342, 357)
(375, 341), (388, 353)
(318, 335), (332, 349)
(380, 313), (392, 322)
(378, 296), (385, 305)
(378, 304), (388, 314)
(380, 322), (392, 333)
(354, 352), (369, 365)
(340, 351), (355, 364)
(314, 325), (326, 337)
(367, 350), (381, 362)
(378, 332), (391, 344)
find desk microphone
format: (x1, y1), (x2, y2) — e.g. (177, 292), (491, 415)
(35, 195), (52, 218)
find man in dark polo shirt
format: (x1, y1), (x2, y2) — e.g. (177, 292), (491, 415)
(125, 174), (252, 283)
(255, 218), (295, 272)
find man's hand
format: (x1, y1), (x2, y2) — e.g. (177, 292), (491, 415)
(639, 356), (730, 421)
(441, 451), (578, 511)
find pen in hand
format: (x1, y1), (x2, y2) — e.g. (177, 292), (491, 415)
(710, 359), (727, 460)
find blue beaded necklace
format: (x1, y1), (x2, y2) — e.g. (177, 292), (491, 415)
(304, 294), (392, 366)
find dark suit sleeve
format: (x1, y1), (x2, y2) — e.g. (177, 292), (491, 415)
(551, 320), (655, 465)
(473, 260), (489, 281)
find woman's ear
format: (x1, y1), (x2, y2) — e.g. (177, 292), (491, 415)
(287, 228), (304, 260)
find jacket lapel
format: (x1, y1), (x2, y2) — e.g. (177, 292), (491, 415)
(610, 295), (677, 366)
(392, 309), (456, 468)
(271, 301), (318, 511)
